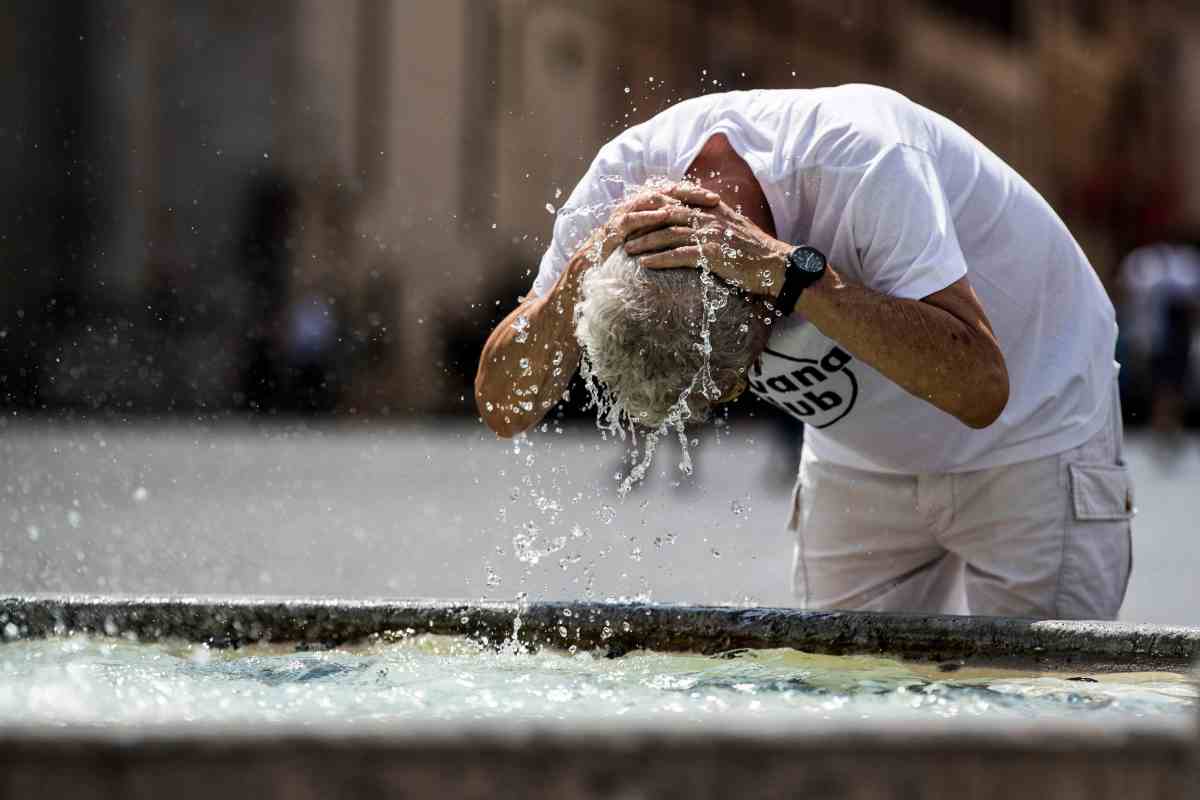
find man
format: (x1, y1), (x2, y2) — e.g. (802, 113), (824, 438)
(476, 84), (1133, 620)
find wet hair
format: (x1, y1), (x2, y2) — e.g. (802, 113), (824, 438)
(574, 248), (768, 428)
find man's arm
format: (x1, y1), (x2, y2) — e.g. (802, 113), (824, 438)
(475, 185), (721, 437)
(628, 202), (1009, 429)
(794, 269), (1009, 429)
(474, 243), (590, 438)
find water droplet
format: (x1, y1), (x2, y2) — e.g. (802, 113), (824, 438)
(623, 86), (631, 93)
(545, 202), (556, 214)
(512, 314), (530, 343)
(485, 566), (502, 588)
(731, 495), (751, 519)
(710, 548), (721, 558)
(66, 511), (82, 529)
(132, 486), (149, 503)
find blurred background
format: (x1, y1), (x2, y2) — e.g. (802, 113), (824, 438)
(2, 1), (1199, 623)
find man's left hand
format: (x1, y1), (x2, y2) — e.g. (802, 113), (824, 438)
(623, 201), (791, 298)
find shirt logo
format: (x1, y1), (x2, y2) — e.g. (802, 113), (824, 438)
(750, 345), (858, 428)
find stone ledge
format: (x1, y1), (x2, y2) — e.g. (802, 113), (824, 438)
(1, 594), (1198, 672)
(0, 724), (1193, 800)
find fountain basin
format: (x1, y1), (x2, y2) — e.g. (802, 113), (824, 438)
(0, 595), (1195, 800)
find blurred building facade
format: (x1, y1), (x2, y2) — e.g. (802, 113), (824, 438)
(3, 0), (1200, 417)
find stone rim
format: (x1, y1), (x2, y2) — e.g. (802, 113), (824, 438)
(2, 594), (1198, 672)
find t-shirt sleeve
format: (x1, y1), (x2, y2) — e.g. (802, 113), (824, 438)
(847, 145), (968, 300)
(529, 139), (645, 298)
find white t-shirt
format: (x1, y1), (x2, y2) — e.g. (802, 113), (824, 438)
(532, 85), (1117, 474)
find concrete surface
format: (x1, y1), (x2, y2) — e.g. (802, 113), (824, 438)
(0, 417), (1195, 624)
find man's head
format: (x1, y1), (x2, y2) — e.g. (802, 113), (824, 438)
(574, 247), (770, 429)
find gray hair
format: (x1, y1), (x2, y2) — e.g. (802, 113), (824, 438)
(574, 248), (768, 429)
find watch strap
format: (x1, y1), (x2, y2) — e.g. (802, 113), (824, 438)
(775, 246), (824, 316)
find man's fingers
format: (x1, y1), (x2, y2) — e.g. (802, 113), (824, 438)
(663, 184), (720, 207)
(616, 208), (674, 238)
(625, 192), (680, 212)
(639, 245), (705, 269)
(624, 226), (701, 255)
(659, 206), (717, 229)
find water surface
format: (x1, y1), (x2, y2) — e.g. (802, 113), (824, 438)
(0, 635), (1193, 727)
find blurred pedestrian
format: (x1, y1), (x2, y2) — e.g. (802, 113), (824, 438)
(1117, 242), (1200, 437)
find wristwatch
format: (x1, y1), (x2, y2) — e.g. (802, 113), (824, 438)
(775, 245), (827, 316)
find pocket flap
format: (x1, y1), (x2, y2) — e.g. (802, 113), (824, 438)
(1069, 463), (1134, 521)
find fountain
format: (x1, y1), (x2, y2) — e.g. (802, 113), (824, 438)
(0, 595), (1195, 799)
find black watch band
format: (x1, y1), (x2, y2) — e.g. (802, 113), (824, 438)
(775, 245), (827, 316)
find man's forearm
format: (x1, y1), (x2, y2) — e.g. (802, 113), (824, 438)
(796, 267), (1009, 429)
(474, 245), (592, 437)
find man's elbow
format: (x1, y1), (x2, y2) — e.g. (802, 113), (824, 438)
(960, 353), (1009, 430)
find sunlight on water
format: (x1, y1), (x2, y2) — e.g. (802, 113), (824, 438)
(0, 636), (1193, 727)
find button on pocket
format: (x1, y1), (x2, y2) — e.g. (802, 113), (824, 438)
(1069, 463), (1135, 521)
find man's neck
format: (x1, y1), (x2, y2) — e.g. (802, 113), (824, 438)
(685, 134), (776, 237)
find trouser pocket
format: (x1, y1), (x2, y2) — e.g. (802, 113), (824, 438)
(1056, 462), (1134, 619)
(1069, 463), (1134, 520)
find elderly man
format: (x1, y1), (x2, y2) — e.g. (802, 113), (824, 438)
(475, 84), (1133, 620)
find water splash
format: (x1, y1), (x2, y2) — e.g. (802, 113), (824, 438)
(574, 180), (742, 497)
(511, 314), (530, 343)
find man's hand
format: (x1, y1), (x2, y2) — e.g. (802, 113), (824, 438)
(597, 183), (722, 264)
(623, 200), (791, 297)
(474, 181), (720, 438)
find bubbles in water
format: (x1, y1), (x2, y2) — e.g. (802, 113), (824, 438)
(595, 505), (616, 525)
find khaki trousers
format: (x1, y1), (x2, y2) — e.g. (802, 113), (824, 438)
(791, 387), (1134, 619)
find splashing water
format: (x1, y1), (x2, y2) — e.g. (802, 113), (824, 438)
(574, 179), (743, 497)
(0, 636), (1192, 727)
(511, 314), (530, 343)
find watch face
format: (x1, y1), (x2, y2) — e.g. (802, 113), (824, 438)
(793, 246), (826, 274)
